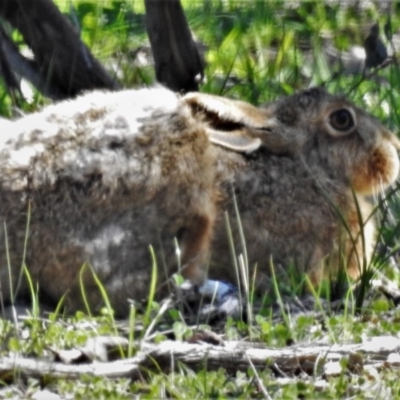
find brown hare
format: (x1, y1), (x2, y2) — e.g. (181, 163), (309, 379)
(0, 86), (398, 316)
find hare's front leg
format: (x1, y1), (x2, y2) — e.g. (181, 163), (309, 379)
(179, 214), (214, 285)
(343, 195), (376, 280)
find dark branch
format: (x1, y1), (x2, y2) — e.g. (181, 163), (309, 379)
(0, 0), (120, 99)
(145, 0), (204, 93)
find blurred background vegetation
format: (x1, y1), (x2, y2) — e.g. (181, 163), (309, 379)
(48, 0), (400, 119)
(1, 1), (399, 122)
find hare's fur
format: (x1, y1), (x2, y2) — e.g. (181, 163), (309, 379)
(0, 86), (398, 315)
(0, 88), (217, 314)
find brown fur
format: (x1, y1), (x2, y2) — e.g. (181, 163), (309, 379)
(0, 87), (398, 316)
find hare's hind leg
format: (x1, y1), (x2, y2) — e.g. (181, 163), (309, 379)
(0, 209), (32, 306)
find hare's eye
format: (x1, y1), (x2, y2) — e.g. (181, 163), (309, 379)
(328, 108), (355, 133)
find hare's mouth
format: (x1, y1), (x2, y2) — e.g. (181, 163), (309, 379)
(352, 142), (400, 195)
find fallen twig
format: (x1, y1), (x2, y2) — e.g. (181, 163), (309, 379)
(1, 335), (400, 382)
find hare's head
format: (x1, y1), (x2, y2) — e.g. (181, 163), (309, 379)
(268, 88), (400, 195)
(183, 88), (400, 196)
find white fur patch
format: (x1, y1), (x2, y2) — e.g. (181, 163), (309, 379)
(0, 87), (180, 190)
(80, 224), (129, 275)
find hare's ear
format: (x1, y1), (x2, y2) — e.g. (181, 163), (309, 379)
(183, 92), (269, 154)
(205, 129), (262, 153)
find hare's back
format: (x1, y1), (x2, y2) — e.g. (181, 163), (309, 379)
(0, 87), (187, 193)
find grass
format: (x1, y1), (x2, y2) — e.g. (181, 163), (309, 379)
(1, 0), (400, 398)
